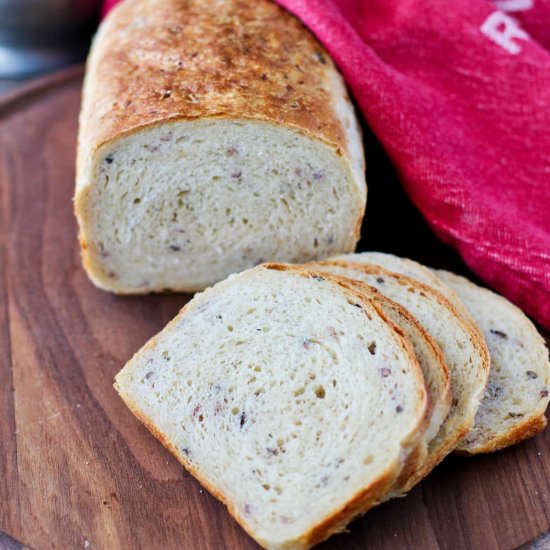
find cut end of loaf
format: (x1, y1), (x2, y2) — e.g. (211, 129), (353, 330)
(76, 120), (365, 293)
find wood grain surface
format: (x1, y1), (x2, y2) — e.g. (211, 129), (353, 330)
(0, 67), (549, 550)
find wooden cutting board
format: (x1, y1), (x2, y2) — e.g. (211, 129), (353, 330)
(1, 67), (549, 550)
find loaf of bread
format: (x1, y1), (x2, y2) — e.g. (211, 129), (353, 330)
(75, 0), (366, 293)
(115, 264), (427, 549)
(309, 259), (490, 493)
(435, 270), (550, 454)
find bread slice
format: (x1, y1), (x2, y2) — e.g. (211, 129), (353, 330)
(308, 260), (490, 493)
(75, 0), (366, 293)
(304, 265), (450, 491)
(114, 264), (427, 549)
(434, 270), (550, 454)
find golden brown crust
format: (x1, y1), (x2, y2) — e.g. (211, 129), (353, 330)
(456, 414), (547, 455)
(75, 0), (366, 295)
(301, 467), (397, 548)
(81, 0), (348, 159)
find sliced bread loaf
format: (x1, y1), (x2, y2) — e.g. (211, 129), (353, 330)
(434, 270), (550, 454)
(114, 264), (427, 549)
(308, 260), (490, 493)
(75, 0), (366, 293)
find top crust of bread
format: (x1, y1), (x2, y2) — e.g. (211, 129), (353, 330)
(115, 263), (428, 549)
(78, 0), (361, 175)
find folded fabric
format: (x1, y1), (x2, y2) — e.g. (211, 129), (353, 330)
(102, 0), (550, 329)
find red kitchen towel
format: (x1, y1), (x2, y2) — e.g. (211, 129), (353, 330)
(102, 0), (550, 329)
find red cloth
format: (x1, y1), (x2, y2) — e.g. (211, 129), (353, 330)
(103, 0), (550, 329)
(101, 0), (118, 17)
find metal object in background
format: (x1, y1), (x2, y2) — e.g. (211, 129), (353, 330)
(0, 0), (102, 77)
